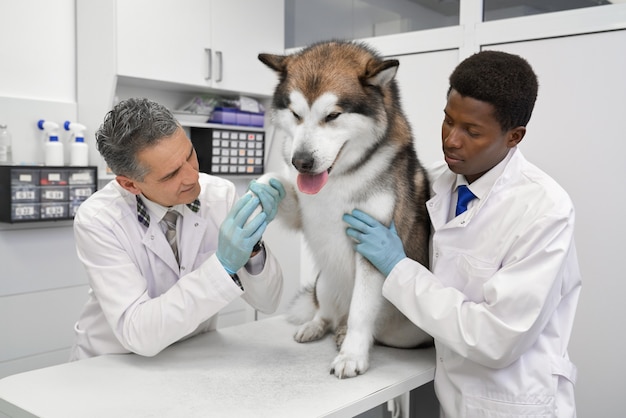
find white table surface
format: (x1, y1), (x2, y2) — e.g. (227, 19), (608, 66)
(0, 315), (435, 418)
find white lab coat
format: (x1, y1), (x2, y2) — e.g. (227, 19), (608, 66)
(70, 173), (283, 360)
(383, 148), (581, 417)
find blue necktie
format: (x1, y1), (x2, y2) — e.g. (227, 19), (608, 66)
(455, 185), (476, 216)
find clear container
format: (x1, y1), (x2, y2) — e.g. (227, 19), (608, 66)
(0, 124), (13, 164)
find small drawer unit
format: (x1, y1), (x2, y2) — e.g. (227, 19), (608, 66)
(0, 165), (97, 223)
(40, 202), (69, 220)
(10, 168), (40, 203)
(190, 127), (264, 176)
(40, 186), (69, 202)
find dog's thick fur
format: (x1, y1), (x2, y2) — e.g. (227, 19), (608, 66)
(257, 40), (432, 378)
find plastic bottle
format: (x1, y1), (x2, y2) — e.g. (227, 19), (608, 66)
(0, 124), (13, 164)
(64, 121), (89, 166)
(45, 134), (64, 166)
(38, 120), (64, 166)
(70, 136), (88, 166)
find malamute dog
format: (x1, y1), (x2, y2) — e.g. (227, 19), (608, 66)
(257, 40), (432, 378)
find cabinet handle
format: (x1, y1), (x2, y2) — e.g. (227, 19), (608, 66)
(205, 48), (212, 81)
(216, 51), (223, 82)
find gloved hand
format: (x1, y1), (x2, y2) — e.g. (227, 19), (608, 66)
(343, 209), (406, 277)
(248, 178), (285, 223)
(217, 193), (268, 275)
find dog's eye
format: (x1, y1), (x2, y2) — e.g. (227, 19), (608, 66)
(291, 111), (301, 121)
(325, 112), (341, 123)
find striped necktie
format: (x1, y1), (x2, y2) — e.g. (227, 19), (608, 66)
(162, 210), (180, 264)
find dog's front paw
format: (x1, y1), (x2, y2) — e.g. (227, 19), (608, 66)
(334, 325), (347, 349)
(294, 320), (327, 343)
(330, 352), (370, 379)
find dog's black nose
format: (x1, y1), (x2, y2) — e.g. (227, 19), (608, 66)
(292, 153), (315, 173)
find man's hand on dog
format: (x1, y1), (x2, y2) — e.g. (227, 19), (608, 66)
(343, 209), (406, 277)
(248, 178), (285, 223)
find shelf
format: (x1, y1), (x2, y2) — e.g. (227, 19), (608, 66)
(180, 121), (265, 132)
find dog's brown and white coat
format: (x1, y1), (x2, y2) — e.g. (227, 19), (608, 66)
(257, 41), (432, 378)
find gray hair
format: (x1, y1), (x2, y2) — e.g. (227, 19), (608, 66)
(96, 98), (180, 180)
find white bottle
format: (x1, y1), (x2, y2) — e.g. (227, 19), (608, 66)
(0, 124), (13, 164)
(45, 135), (64, 166)
(70, 136), (89, 166)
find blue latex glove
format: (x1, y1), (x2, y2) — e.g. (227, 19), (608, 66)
(343, 209), (406, 277)
(248, 178), (286, 223)
(217, 193), (268, 275)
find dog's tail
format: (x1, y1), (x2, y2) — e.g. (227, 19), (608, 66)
(286, 284), (317, 325)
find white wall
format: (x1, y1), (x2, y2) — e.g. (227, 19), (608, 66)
(1, 2), (75, 102)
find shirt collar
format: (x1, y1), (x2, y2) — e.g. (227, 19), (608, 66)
(454, 147), (516, 200)
(136, 195), (200, 228)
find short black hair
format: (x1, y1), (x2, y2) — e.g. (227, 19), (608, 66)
(448, 50), (538, 132)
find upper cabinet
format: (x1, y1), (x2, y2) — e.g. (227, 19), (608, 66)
(114, 0), (283, 95)
(115, 0), (212, 87)
(76, 0), (284, 177)
(114, 0), (284, 95)
(210, 0), (284, 94)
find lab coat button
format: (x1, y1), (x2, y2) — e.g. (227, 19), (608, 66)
(181, 266), (186, 271)
(194, 222), (199, 227)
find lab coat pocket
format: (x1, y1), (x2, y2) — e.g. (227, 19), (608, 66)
(456, 255), (498, 302)
(551, 355), (577, 384)
(464, 390), (555, 417)
(550, 355), (578, 418)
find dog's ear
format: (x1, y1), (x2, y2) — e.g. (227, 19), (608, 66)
(363, 59), (399, 87)
(258, 53), (287, 73)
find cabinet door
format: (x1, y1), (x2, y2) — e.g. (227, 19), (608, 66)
(211, 0), (284, 96)
(390, 50), (458, 167)
(116, 0), (212, 86)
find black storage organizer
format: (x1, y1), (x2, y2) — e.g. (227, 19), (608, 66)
(0, 165), (97, 223)
(190, 127), (264, 176)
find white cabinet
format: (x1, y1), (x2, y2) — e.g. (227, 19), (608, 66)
(210, 0), (284, 94)
(115, 0), (212, 87)
(76, 0), (284, 177)
(115, 0), (284, 95)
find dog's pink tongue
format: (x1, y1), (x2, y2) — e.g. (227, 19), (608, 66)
(297, 172), (329, 194)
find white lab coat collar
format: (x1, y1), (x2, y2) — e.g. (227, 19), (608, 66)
(429, 147), (520, 229)
(137, 195), (208, 274)
(140, 195), (184, 227)
(453, 147), (516, 200)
